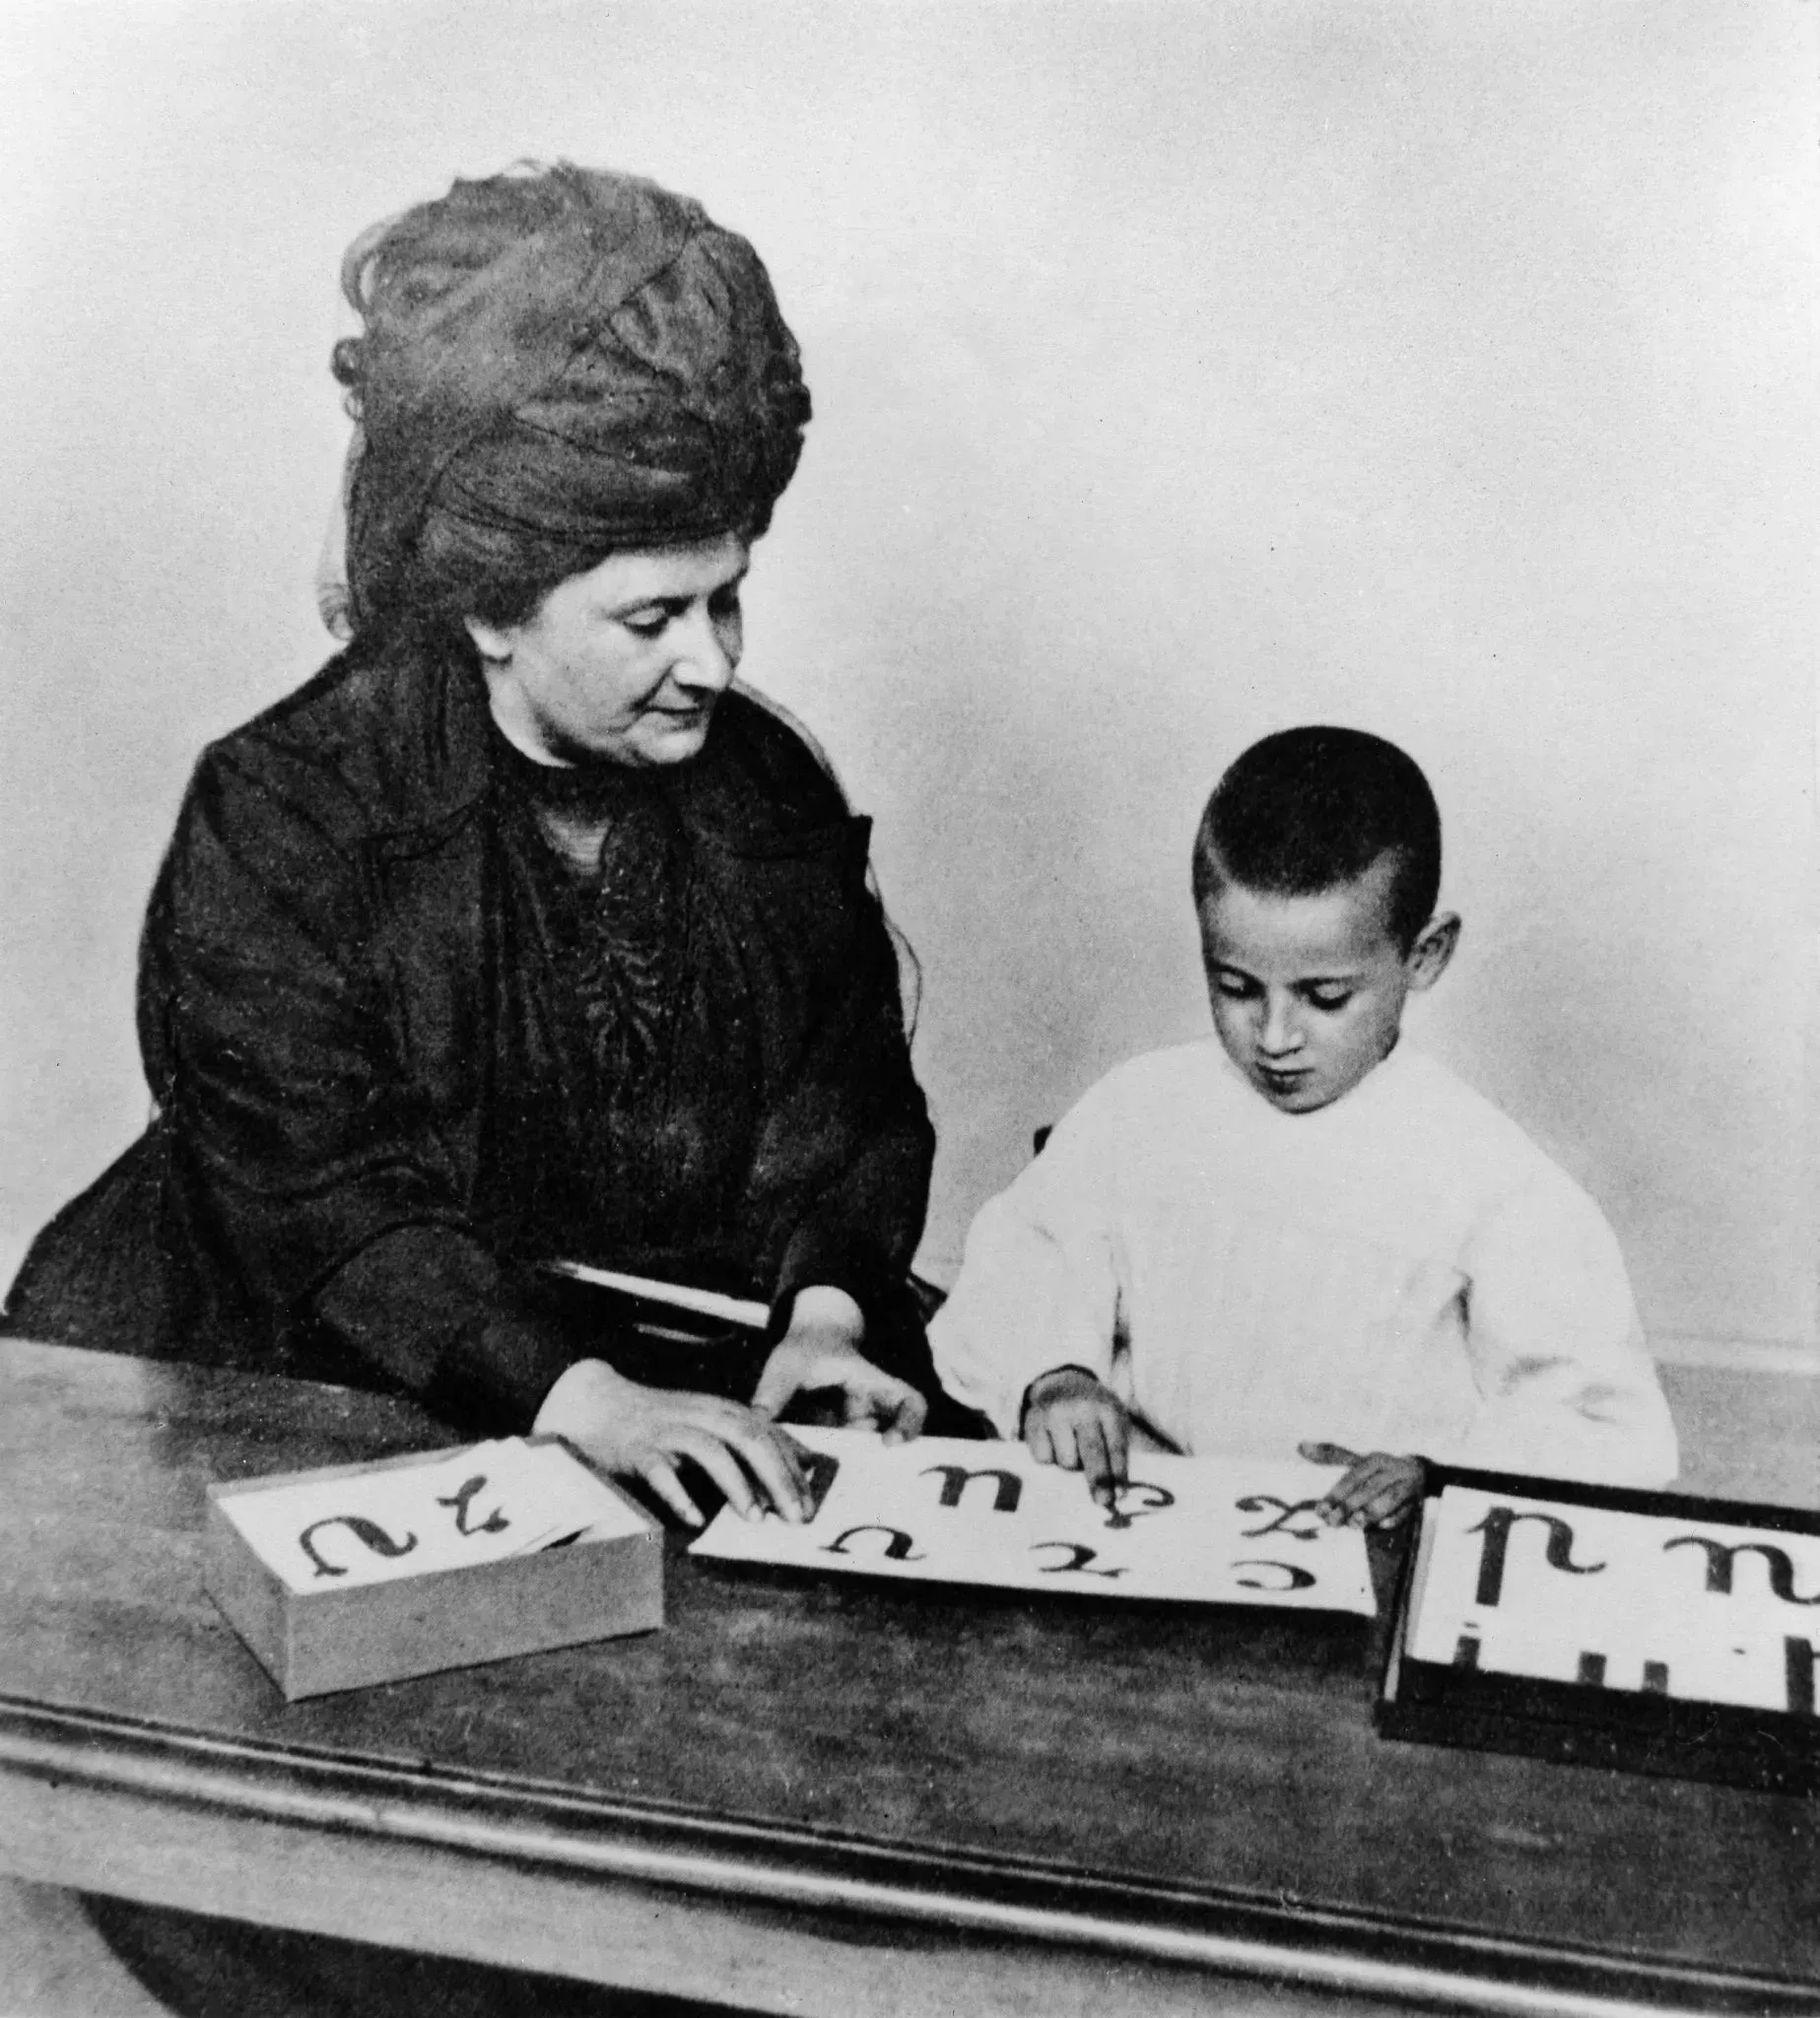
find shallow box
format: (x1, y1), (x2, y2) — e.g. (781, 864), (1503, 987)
(1378, 1464), (1820, 1795)
(205, 1438), (663, 1700)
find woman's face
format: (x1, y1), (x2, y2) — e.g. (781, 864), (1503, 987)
(466, 534), (749, 768)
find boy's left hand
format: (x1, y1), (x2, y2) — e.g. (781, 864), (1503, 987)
(1299, 1442), (1424, 1529)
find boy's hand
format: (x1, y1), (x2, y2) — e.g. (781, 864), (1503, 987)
(1023, 1366), (1131, 1508)
(1299, 1442), (1425, 1529)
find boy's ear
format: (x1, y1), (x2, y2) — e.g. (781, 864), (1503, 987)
(1403, 912), (1460, 992)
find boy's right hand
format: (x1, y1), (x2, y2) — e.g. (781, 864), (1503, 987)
(1021, 1365), (1131, 1509)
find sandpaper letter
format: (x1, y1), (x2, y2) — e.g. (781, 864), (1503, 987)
(1231, 1559), (1316, 1592)
(1577, 1650), (1673, 1693)
(1662, 1537), (1820, 1605)
(1467, 1506), (1606, 1608)
(1031, 1541), (1128, 1579)
(1104, 1482), (1176, 1531)
(795, 1448), (840, 1519)
(824, 1524), (925, 1562)
(299, 1515), (419, 1580)
(921, 1465), (1024, 1514)
(437, 1475), (509, 1537)
(1236, 1494), (1325, 1542)
(1786, 1638), (1818, 1716)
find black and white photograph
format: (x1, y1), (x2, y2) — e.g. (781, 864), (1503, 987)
(0, 4), (1813, 2012)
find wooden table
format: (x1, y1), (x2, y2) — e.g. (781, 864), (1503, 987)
(0, 1337), (1812, 2017)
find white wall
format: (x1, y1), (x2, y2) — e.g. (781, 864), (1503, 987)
(1, 0), (1813, 1366)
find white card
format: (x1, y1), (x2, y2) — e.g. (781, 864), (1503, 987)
(1405, 1484), (1820, 1714)
(691, 1429), (1375, 1616)
(220, 1439), (645, 1593)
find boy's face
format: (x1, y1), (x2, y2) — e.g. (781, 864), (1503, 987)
(1197, 854), (1454, 1115)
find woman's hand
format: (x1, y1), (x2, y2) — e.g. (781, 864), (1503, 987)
(533, 1358), (811, 1528)
(749, 1285), (927, 1445)
(1022, 1365), (1131, 1509)
(1300, 1441), (1425, 1529)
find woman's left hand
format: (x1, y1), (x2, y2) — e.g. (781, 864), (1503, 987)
(751, 1286), (928, 1444)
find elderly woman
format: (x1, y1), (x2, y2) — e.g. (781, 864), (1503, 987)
(7, 162), (951, 1528)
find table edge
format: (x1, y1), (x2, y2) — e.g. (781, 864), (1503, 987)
(0, 1695), (1809, 2017)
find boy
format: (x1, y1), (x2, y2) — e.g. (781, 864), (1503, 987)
(929, 727), (1677, 1527)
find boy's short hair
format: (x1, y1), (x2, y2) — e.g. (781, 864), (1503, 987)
(1192, 726), (1442, 950)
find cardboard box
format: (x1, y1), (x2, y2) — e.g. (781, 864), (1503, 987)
(1378, 1464), (1820, 1795)
(206, 1438), (662, 1700)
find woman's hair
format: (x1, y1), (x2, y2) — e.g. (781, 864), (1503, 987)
(329, 162), (811, 646)
(1192, 726), (1442, 951)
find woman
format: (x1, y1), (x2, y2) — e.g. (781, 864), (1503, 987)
(6, 161), (951, 1527)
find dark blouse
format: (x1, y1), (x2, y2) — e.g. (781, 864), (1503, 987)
(479, 733), (766, 1293)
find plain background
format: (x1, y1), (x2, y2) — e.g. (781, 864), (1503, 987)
(0, 0), (1813, 1378)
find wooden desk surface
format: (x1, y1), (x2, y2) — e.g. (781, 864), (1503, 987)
(0, 1337), (1812, 2017)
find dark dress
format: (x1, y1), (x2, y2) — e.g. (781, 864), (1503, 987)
(6, 640), (964, 2016)
(4, 634), (942, 1422)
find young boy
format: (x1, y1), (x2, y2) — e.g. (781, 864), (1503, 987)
(929, 726), (1677, 1527)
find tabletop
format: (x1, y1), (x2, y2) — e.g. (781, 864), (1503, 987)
(0, 1337), (1813, 2017)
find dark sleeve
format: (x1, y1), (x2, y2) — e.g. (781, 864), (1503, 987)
(140, 743), (571, 1427)
(770, 895), (932, 1328)
(741, 823), (934, 1339)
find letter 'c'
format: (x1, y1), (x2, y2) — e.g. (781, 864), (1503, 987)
(1231, 1558), (1316, 1592)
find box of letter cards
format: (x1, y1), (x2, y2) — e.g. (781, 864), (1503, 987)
(205, 1436), (662, 1700)
(1378, 1465), (1820, 1794)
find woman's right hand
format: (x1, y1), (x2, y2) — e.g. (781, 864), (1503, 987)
(532, 1358), (810, 1528)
